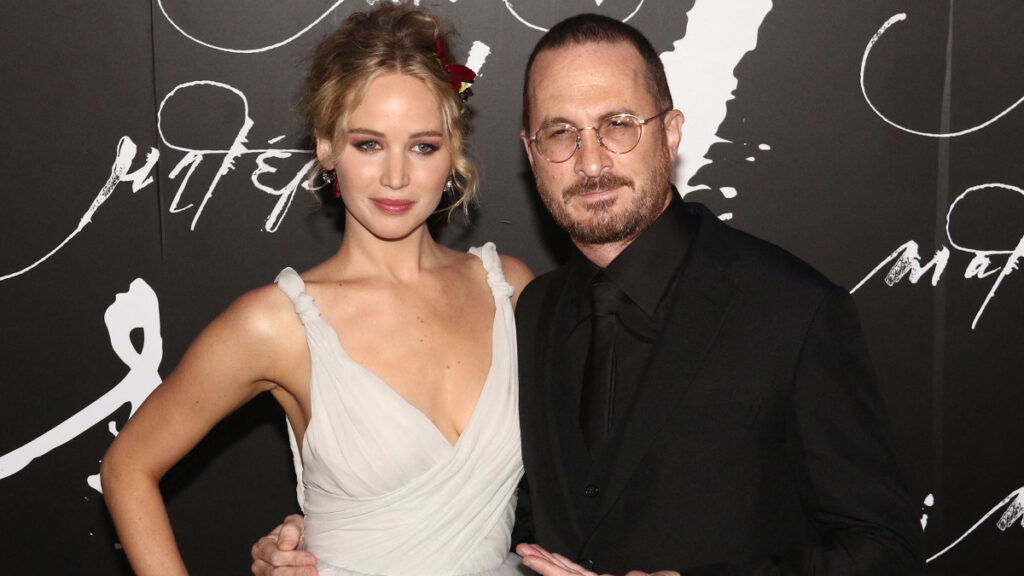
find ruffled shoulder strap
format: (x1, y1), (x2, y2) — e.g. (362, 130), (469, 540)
(468, 242), (514, 299)
(274, 267), (321, 324)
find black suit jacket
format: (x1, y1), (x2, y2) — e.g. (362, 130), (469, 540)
(514, 202), (923, 575)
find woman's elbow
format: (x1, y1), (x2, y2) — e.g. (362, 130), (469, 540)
(98, 445), (125, 498)
(99, 440), (146, 499)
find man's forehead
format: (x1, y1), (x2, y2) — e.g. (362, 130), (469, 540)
(528, 42), (652, 124)
(531, 40), (643, 75)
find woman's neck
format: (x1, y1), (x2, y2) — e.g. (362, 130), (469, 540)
(332, 222), (448, 282)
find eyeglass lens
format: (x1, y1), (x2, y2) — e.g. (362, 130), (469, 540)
(536, 115), (644, 163)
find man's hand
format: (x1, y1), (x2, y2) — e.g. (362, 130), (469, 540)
(516, 543), (679, 576)
(251, 514), (318, 576)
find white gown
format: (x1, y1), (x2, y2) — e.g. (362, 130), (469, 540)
(274, 243), (526, 576)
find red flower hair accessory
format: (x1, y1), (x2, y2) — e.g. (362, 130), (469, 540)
(436, 38), (476, 101)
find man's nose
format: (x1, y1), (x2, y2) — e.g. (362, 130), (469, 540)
(574, 128), (612, 179)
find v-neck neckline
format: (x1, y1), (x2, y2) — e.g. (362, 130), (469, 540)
(307, 265), (500, 450)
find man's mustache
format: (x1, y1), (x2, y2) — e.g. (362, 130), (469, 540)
(562, 173), (634, 202)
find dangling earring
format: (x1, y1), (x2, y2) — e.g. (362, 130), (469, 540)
(443, 175), (455, 196)
(321, 169), (340, 198)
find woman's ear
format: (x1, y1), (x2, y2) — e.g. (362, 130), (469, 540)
(316, 135), (337, 169)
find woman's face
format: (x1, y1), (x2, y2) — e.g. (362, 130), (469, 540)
(318, 73), (452, 241)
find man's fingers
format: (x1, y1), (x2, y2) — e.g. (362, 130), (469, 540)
(550, 552), (597, 576)
(251, 562), (319, 576)
(250, 538), (318, 574)
(515, 542), (541, 557)
(518, 543), (608, 576)
(518, 543), (571, 571)
(276, 526), (302, 549)
(521, 553), (581, 576)
(277, 514), (306, 549)
(531, 546), (563, 566)
(269, 549), (318, 568)
(251, 537), (279, 566)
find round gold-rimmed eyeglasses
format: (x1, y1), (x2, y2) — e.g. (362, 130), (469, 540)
(529, 109), (671, 163)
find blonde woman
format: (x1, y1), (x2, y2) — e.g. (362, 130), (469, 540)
(101, 4), (532, 575)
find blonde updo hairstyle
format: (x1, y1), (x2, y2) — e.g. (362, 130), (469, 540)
(301, 3), (478, 215)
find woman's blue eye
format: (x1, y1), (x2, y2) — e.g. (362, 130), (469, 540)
(413, 143), (439, 154)
(355, 140), (381, 152)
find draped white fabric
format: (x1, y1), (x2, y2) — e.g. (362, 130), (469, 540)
(275, 243), (523, 576)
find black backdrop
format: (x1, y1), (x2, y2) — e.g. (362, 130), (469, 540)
(2, 1), (1022, 574)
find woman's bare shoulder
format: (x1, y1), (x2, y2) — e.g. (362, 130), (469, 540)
(215, 281), (305, 347)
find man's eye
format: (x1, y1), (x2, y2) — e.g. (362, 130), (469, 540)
(546, 127), (575, 141)
(604, 117), (636, 131)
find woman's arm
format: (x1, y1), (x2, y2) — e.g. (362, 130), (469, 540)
(101, 287), (300, 575)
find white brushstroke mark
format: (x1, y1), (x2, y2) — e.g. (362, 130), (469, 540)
(268, 135), (286, 145)
(662, 0), (773, 197)
(852, 241), (951, 292)
(465, 41), (491, 75)
(159, 81), (250, 230)
(0, 138), (158, 283)
(927, 485), (1024, 563)
(157, 81), (310, 231)
(862, 13), (1024, 138)
(0, 279), (163, 493)
(252, 154), (320, 233)
(502, 0), (645, 32)
(745, 156), (755, 162)
(156, 0), (349, 54)
(2, 81), (320, 274)
(720, 186), (738, 198)
(758, 143), (770, 151)
(719, 212), (733, 221)
(852, 183), (1024, 329)
(949, 184), (1024, 329)
(921, 493), (935, 530)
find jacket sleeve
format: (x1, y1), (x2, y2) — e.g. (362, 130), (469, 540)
(511, 475), (534, 549)
(683, 287), (924, 575)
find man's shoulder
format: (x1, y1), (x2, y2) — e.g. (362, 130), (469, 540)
(517, 265), (571, 319)
(688, 202), (839, 293)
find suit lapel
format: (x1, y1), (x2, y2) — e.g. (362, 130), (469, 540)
(587, 208), (740, 531)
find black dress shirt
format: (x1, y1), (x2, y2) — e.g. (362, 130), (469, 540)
(564, 193), (697, 458)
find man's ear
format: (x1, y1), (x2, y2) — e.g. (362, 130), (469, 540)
(316, 135), (336, 169)
(663, 109), (685, 161)
(520, 130), (537, 170)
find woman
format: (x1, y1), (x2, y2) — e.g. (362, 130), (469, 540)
(101, 4), (532, 575)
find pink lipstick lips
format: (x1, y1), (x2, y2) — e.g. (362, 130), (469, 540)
(371, 198), (415, 215)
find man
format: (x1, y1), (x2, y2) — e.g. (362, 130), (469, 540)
(253, 14), (923, 576)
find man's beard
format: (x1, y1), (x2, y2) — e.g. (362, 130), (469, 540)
(536, 149), (673, 246)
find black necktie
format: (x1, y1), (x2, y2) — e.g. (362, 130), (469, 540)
(580, 276), (627, 453)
